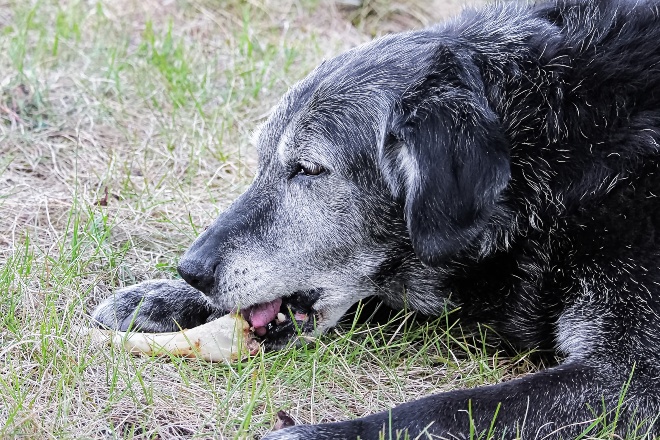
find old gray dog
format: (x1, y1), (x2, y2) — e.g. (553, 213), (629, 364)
(94, 0), (660, 438)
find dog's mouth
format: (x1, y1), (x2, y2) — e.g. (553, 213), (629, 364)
(237, 289), (321, 348)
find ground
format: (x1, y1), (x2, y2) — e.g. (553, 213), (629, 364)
(0, 1), (545, 439)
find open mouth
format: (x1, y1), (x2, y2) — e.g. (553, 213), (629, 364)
(237, 289), (321, 347)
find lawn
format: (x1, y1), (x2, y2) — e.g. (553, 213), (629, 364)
(0, 1), (548, 439)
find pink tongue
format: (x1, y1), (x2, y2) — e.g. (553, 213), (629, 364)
(246, 297), (282, 329)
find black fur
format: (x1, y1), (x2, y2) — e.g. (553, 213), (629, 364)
(93, 0), (660, 438)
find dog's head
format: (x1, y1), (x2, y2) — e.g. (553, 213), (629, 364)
(177, 30), (510, 348)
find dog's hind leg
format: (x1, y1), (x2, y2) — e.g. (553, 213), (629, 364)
(262, 359), (660, 440)
(91, 279), (222, 332)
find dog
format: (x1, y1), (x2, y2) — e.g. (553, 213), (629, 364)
(92, 0), (660, 438)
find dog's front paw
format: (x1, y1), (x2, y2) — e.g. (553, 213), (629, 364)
(261, 425), (321, 440)
(262, 423), (361, 440)
(91, 279), (220, 332)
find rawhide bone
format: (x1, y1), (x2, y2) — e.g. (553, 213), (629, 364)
(80, 314), (260, 362)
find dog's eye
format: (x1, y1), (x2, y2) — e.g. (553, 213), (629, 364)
(295, 160), (325, 177)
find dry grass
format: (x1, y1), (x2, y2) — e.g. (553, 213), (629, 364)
(0, 0), (563, 439)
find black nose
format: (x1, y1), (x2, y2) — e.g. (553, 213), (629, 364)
(177, 258), (215, 295)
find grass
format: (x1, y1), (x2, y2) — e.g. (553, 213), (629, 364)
(0, 0), (646, 439)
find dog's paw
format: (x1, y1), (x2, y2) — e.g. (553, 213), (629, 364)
(91, 279), (220, 332)
(262, 424), (359, 440)
(261, 425), (320, 440)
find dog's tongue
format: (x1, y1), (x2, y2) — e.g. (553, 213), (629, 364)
(243, 297), (282, 332)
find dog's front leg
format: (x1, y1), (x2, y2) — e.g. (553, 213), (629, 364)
(263, 360), (648, 440)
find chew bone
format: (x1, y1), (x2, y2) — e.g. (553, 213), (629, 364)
(80, 314), (260, 362)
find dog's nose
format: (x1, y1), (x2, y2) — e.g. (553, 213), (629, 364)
(177, 258), (215, 295)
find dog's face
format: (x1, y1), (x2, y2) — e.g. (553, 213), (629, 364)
(177, 31), (511, 347)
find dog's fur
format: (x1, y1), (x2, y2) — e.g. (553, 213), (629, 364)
(93, 0), (660, 438)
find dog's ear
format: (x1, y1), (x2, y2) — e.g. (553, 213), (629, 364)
(380, 51), (510, 266)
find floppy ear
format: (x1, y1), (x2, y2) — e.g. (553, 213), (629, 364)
(380, 50), (510, 266)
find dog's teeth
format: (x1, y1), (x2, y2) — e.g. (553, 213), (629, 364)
(276, 312), (286, 323)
